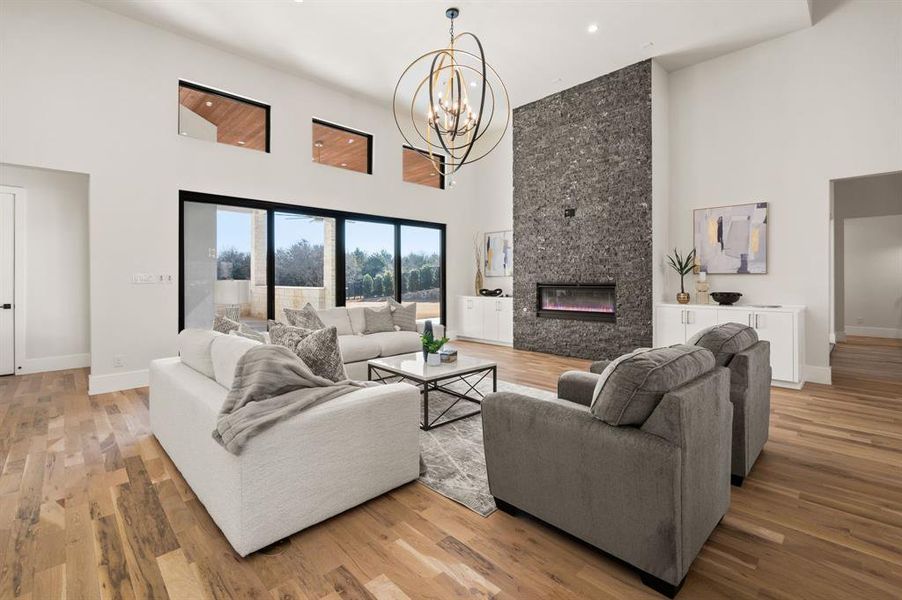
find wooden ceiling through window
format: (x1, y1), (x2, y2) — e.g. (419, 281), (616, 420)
(311, 121), (371, 174)
(179, 85), (267, 151)
(403, 146), (444, 189)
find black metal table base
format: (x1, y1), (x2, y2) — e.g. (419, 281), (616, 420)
(368, 363), (497, 430)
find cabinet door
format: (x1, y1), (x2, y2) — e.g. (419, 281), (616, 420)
(753, 311), (795, 381)
(717, 309), (753, 328)
(684, 307), (718, 341)
(655, 305), (687, 346)
(497, 299), (513, 343)
(483, 299), (501, 341)
(460, 297), (483, 338)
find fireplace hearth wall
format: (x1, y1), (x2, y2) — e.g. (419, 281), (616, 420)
(512, 60), (653, 359)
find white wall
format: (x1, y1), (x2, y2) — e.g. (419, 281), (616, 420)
(843, 214), (902, 338)
(0, 0), (481, 393)
(667, 0), (902, 382)
(0, 164), (90, 373)
(472, 135), (514, 297)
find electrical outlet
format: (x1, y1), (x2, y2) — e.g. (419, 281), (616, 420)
(113, 355), (125, 368)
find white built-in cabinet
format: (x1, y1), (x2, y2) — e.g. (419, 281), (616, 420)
(654, 303), (805, 387)
(457, 296), (513, 345)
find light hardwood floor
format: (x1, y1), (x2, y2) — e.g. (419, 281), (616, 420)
(0, 337), (900, 599)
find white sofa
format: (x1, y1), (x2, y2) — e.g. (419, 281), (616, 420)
(149, 330), (421, 556)
(313, 306), (445, 380)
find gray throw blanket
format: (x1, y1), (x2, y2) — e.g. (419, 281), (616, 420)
(213, 344), (372, 454)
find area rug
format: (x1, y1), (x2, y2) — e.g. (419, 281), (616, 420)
(416, 378), (557, 517)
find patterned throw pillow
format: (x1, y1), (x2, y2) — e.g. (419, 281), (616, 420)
(294, 327), (347, 382)
(269, 323), (346, 382)
(363, 306), (395, 334)
(387, 298), (417, 332)
(283, 303), (326, 330)
(213, 315), (240, 334)
(269, 322), (311, 350)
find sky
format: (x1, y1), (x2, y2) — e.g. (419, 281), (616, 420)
(216, 208), (440, 255)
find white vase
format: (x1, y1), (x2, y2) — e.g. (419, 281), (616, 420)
(427, 353), (441, 366)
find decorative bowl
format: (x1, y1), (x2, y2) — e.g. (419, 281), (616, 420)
(711, 292), (742, 306)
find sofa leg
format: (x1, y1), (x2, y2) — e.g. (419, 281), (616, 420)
(493, 497), (520, 516)
(731, 474), (745, 487)
(639, 571), (684, 598)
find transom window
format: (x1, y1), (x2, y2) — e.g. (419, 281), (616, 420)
(178, 81), (269, 152)
(312, 119), (372, 174)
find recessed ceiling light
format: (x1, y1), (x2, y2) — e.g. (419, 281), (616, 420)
(205, 101), (213, 107)
(341, 163), (348, 167)
(470, 81), (477, 88)
(587, 23), (598, 34)
(237, 141), (246, 145)
(347, 138), (355, 144)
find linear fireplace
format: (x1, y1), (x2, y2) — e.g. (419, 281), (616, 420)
(536, 283), (616, 322)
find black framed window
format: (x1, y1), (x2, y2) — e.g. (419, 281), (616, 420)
(178, 80), (270, 152)
(179, 191), (446, 330)
(312, 119), (373, 174)
(402, 145), (445, 190)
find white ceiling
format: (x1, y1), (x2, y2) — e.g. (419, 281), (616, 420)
(88, 0), (812, 109)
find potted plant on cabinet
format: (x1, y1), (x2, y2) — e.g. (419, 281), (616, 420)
(667, 248), (696, 305)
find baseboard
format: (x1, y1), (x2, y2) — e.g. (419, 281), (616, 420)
(89, 369), (148, 396)
(453, 336), (513, 347)
(803, 365), (832, 385)
(844, 326), (902, 339)
(18, 353), (90, 374)
(771, 380), (804, 390)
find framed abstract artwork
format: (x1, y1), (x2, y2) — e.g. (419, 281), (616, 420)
(693, 202), (768, 274)
(484, 230), (513, 277)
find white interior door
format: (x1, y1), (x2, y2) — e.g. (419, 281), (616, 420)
(0, 192), (14, 375)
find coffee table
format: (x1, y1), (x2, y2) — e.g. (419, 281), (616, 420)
(367, 352), (497, 431)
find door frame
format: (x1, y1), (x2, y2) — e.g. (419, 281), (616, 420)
(0, 185), (26, 375)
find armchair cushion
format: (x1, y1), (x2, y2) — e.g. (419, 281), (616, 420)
(688, 322), (758, 366)
(590, 345), (715, 426)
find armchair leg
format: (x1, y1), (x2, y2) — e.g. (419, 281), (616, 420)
(639, 571), (684, 598)
(731, 474), (745, 487)
(493, 497), (520, 516)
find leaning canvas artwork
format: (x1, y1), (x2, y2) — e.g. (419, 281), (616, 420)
(484, 230), (513, 277)
(693, 202), (768, 274)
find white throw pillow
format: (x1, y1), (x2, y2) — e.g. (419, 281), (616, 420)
(316, 307), (354, 336)
(210, 334), (262, 390)
(178, 329), (223, 379)
(590, 347), (654, 409)
(347, 307), (367, 335)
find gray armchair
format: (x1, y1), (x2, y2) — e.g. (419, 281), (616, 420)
(689, 324), (770, 486)
(483, 346), (732, 597)
(584, 323), (771, 486)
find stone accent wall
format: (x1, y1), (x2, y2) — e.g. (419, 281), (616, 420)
(512, 60), (653, 360)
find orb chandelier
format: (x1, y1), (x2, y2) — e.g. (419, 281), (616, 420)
(393, 7), (510, 185)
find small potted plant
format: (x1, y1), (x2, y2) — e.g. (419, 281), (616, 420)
(420, 321), (450, 365)
(667, 247), (696, 305)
